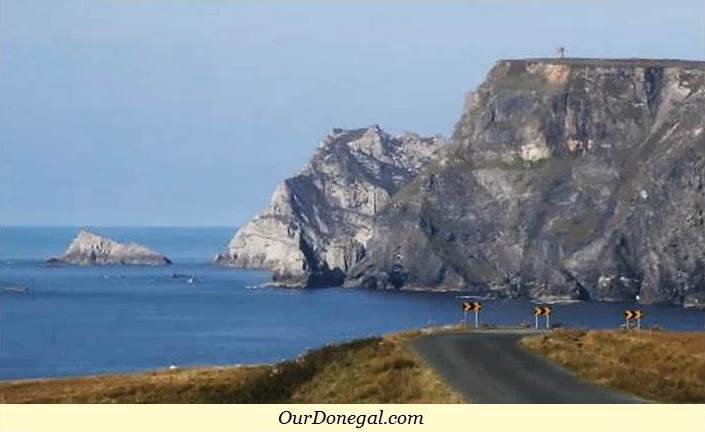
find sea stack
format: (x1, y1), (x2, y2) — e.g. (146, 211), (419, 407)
(47, 230), (172, 266)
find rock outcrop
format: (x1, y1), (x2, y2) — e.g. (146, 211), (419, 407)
(215, 126), (445, 287)
(47, 230), (172, 266)
(347, 58), (705, 305)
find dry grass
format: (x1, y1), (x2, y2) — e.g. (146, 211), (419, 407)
(521, 329), (705, 403)
(291, 329), (464, 403)
(0, 329), (463, 404)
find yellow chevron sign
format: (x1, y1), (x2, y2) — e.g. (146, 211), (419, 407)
(624, 309), (644, 320)
(463, 301), (483, 311)
(534, 306), (552, 316)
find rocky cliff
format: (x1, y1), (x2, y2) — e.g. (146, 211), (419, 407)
(215, 126), (444, 286)
(47, 230), (172, 266)
(347, 58), (705, 306)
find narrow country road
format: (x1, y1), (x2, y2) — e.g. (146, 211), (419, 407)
(411, 331), (644, 403)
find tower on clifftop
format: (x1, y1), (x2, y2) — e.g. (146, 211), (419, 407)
(556, 47), (565, 58)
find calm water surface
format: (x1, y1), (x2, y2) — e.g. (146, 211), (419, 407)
(1, 227), (702, 380)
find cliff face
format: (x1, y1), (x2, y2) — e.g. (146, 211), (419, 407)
(347, 59), (705, 305)
(47, 230), (172, 266)
(216, 126), (444, 287)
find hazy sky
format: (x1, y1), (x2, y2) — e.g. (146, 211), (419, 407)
(1, 1), (703, 226)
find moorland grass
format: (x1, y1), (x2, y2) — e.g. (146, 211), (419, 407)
(0, 329), (464, 403)
(520, 329), (705, 403)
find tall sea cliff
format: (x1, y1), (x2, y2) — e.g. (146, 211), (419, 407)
(220, 58), (705, 306)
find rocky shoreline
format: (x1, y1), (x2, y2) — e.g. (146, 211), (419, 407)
(217, 57), (705, 307)
(215, 126), (444, 287)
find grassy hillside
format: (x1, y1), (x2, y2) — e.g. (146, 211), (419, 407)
(4, 327), (702, 404)
(521, 329), (705, 403)
(0, 329), (464, 403)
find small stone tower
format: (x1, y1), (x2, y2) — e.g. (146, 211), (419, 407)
(556, 47), (565, 58)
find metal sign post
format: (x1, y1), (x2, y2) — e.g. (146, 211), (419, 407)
(624, 310), (644, 330)
(534, 306), (552, 330)
(463, 302), (482, 328)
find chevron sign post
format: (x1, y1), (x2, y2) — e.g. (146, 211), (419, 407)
(534, 306), (552, 330)
(624, 309), (644, 330)
(463, 302), (483, 328)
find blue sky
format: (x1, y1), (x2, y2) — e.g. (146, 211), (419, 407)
(1, 1), (703, 226)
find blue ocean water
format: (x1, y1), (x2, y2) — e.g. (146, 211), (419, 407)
(0, 226), (703, 380)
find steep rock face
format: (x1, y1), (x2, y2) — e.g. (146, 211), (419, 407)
(216, 126), (444, 286)
(47, 230), (172, 266)
(347, 59), (705, 305)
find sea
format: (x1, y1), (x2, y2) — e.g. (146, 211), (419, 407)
(1, 226), (703, 380)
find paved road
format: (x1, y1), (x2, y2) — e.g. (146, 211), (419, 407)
(411, 331), (643, 403)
